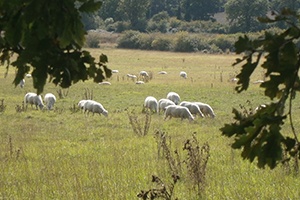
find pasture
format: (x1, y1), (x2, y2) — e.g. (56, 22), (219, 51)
(0, 48), (299, 199)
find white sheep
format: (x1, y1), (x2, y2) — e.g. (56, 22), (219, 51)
(167, 92), (181, 105)
(193, 102), (216, 118)
(112, 69), (119, 73)
(44, 93), (56, 110)
(19, 79), (25, 88)
(82, 100), (108, 117)
(24, 92), (44, 110)
(144, 96), (158, 113)
(180, 101), (204, 118)
(158, 71), (167, 75)
(78, 100), (87, 111)
(127, 74), (137, 81)
(140, 70), (149, 77)
(98, 81), (111, 85)
(25, 73), (32, 78)
(180, 71), (187, 79)
(164, 105), (194, 121)
(136, 81), (145, 84)
(157, 98), (175, 114)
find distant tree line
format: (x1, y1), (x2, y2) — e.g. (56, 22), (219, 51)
(82, 0), (300, 33)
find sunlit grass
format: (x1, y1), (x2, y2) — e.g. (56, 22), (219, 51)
(0, 48), (299, 199)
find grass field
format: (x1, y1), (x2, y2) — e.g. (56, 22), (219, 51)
(0, 48), (299, 199)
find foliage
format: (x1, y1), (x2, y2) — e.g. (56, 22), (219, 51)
(183, 133), (210, 196)
(220, 9), (300, 169)
(116, 30), (142, 48)
(225, 0), (269, 33)
(183, 0), (222, 21)
(151, 38), (173, 51)
(0, 0), (111, 94)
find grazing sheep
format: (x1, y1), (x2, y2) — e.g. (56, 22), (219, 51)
(180, 101), (204, 118)
(167, 92), (181, 105)
(157, 98), (175, 114)
(82, 100), (108, 117)
(136, 81), (145, 84)
(164, 105), (194, 121)
(25, 74), (32, 78)
(193, 102), (216, 118)
(44, 93), (56, 110)
(98, 81), (111, 85)
(127, 74), (137, 81)
(19, 79), (25, 88)
(24, 92), (44, 110)
(144, 96), (158, 113)
(78, 100), (87, 111)
(180, 71), (187, 79)
(112, 69), (119, 73)
(139, 70), (149, 77)
(158, 71), (167, 75)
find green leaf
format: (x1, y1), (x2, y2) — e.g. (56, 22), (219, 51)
(79, 0), (102, 12)
(99, 53), (108, 63)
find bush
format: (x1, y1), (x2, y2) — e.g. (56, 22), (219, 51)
(84, 31), (101, 48)
(151, 37), (172, 51)
(117, 30), (141, 49)
(174, 32), (198, 52)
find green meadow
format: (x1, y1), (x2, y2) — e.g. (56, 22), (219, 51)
(0, 48), (299, 199)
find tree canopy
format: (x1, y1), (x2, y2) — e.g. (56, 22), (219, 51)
(0, 0), (112, 94)
(220, 9), (300, 169)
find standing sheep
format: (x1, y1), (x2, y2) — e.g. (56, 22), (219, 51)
(44, 93), (56, 110)
(180, 101), (204, 118)
(164, 105), (194, 121)
(180, 71), (187, 79)
(157, 98), (175, 114)
(193, 102), (216, 118)
(19, 79), (25, 88)
(24, 92), (44, 110)
(167, 92), (181, 105)
(144, 96), (158, 113)
(82, 100), (108, 117)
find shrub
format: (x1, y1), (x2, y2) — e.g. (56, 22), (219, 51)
(117, 30), (141, 49)
(84, 31), (101, 48)
(139, 34), (155, 50)
(151, 37), (172, 51)
(174, 32), (198, 52)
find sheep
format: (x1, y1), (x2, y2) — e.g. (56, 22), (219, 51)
(158, 71), (167, 75)
(112, 69), (119, 73)
(167, 92), (181, 105)
(179, 101), (204, 118)
(157, 98), (175, 114)
(164, 105), (194, 121)
(139, 70), (149, 77)
(192, 102), (216, 118)
(180, 71), (187, 79)
(127, 74), (137, 81)
(144, 96), (158, 113)
(135, 81), (145, 84)
(82, 100), (108, 117)
(19, 79), (25, 88)
(25, 73), (32, 78)
(24, 92), (44, 110)
(98, 81), (111, 85)
(44, 93), (56, 110)
(78, 100), (87, 111)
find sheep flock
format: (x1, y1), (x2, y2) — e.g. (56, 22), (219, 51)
(18, 68), (216, 123)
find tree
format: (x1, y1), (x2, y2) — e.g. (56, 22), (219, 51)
(183, 0), (221, 21)
(220, 9), (300, 169)
(0, 0), (111, 94)
(118, 0), (150, 31)
(225, 0), (269, 32)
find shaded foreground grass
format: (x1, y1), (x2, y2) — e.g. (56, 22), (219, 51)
(0, 49), (300, 199)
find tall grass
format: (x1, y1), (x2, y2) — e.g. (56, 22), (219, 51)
(0, 49), (300, 199)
